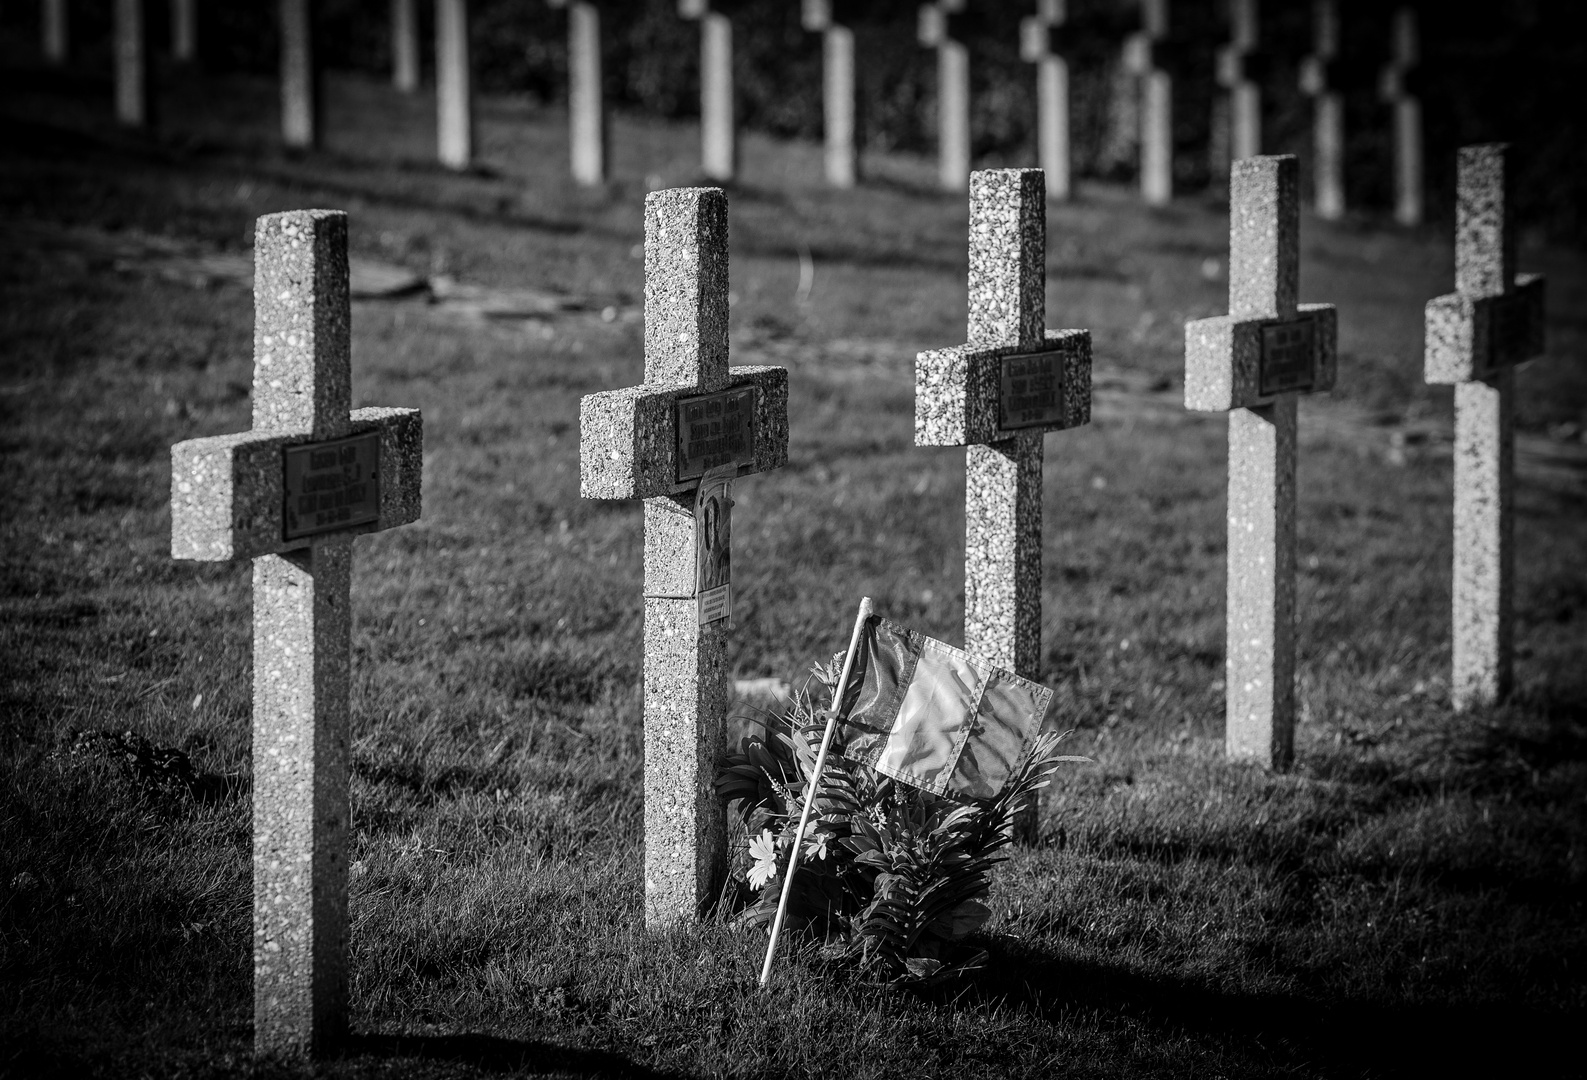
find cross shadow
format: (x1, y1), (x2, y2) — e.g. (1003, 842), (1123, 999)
(345, 1032), (674, 1077)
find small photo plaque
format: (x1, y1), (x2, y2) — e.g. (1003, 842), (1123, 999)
(1258, 317), (1317, 397)
(283, 432), (380, 540)
(676, 386), (757, 484)
(998, 349), (1067, 430)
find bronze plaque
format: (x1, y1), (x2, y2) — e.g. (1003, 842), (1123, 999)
(676, 387), (756, 484)
(1258, 317), (1317, 396)
(999, 349), (1067, 430)
(283, 433), (380, 540)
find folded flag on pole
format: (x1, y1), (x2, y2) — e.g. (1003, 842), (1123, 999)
(837, 615), (1053, 801)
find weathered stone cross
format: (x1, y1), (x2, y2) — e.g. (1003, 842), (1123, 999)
(916, 168), (1091, 820)
(580, 187), (788, 927)
(170, 210), (424, 1058)
(1186, 155), (1338, 769)
(1424, 143), (1546, 710)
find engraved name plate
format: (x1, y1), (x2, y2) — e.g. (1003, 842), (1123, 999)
(1258, 317), (1317, 396)
(676, 386), (757, 484)
(283, 432), (380, 540)
(999, 349), (1067, 430)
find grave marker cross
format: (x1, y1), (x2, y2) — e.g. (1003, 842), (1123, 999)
(170, 211), (424, 1057)
(580, 188), (788, 927)
(916, 169), (1091, 804)
(1214, 0), (1266, 167)
(1379, 6), (1423, 226)
(1298, 0), (1348, 220)
(1123, 0), (1193, 206)
(549, 0), (608, 185)
(1424, 143), (1546, 710)
(803, 0), (860, 188)
(1019, 0), (1072, 202)
(919, 0), (973, 193)
(679, 0), (736, 182)
(1185, 155), (1338, 769)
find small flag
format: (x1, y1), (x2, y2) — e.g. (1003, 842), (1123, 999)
(837, 615), (1052, 801)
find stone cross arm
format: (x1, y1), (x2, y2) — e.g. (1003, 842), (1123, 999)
(1185, 305), (1338, 411)
(580, 365), (788, 500)
(917, 330), (1091, 447)
(171, 407), (423, 561)
(1425, 276), (1545, 385)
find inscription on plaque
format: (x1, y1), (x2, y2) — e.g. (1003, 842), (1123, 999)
(283, 433), (380, 540)
(998, 349), (1066, 430)
(1258, 317), (1317, 396)
(676, 387), (756, 484)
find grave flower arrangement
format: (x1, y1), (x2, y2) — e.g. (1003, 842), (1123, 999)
(715, 653), (1083, 985)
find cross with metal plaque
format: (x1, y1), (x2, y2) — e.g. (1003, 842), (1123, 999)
(1185, 154), (1338, 769)
(169, 210), (424, 1059)
(915, 168), (1091, 834)
(579, 186), (788, 928)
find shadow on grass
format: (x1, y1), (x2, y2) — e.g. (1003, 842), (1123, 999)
(953, 943), (1576, 1078)
(346, 1032), (673, 1077)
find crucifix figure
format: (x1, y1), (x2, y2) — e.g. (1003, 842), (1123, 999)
(1424, 143), (1547, 711)
(580, 187), (789, 927)
(170, 210), (424, 1057)
(1185, 155), (1339, 769)
(915, 168), (1092, 830)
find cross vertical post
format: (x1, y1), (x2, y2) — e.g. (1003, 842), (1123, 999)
(1379, 6), (1422, 226)
(1215, 0), (1264, 168)
(391, 0), (420, 93)
(919, 0), (972, 193)
(280, 0), (320, 150)
(916, 169), (1092, 833)
(549, 0), (608, 185)
(170, 211), (425, 1057)
(172, 0), (196, 63)
(114, 0), (149, 129)
(1186, 156), (1339, 768)
(803, 0), (859, 188)
(1299, 0), (1345, 219)
(1123, 0), (1188, 206)
(1020, 0), (1071, 202)
(580, 188), (789, 926)
(1424, 144), (1547, 710)
(435, 0), (474, 170)
(43, 0), (69, 64)
(679, 1), (736, 182)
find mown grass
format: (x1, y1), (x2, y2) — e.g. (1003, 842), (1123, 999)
(2, 41), (1585, 1079)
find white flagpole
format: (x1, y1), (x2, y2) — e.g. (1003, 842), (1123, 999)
(758, 594), (874, 989)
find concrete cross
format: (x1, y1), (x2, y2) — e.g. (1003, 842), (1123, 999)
(280, 0), (320, 150)
(391, 0), (420, 92)
(918, 0), (972, 193)
(1298, 0), (1348, 220)
(435, 0), (474, 170)
(549, 0), (608, 185)
(170, 211), (424, 1058)
(678, 0), (736, 182)
(1019, 0), (1071, 203)
(1214, 0), (1265, 167)
(114, 0), (148, 129)
(1424, 144), (1547, 710)
(1185, 155), (1338, 769)
(1378, 6), (1423, 226)
(915, 168), (1091, 831)
(43, 0), (69, 64)
(1122, 0), (1192, 206)
(802, 0), (860, 188)
(579, 187), (788, 927)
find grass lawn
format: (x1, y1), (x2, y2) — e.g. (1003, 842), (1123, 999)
(2, 43), (1585, 1079)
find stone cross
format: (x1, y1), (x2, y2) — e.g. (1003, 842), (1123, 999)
(579, 188), (788, 927)
(170, 211), (424, 1057)
(1424, 144), (1546, 710)
(918, 0), (972, 193)
(171, 0), (196, 63)
(679, 0), (736, 182)
(280, 0), (319, 150)
(1122, 0), (1190, 206)
(436, 0), (474, 170)
(1214, 0), (1264, 167)
(1378, 6), (1423, 226)
(1186, 156), (1338, 768)
(391, 0), (420, 93)
(1019, 0), (1071, 202)
(549, 0), (608, 186)
(802, 0), (859, 188)
(115, 0), (148, 129)
(915, 169), (1092, 830)
(1298, 0), (1346, 220)
(43, 0), (69, 64)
